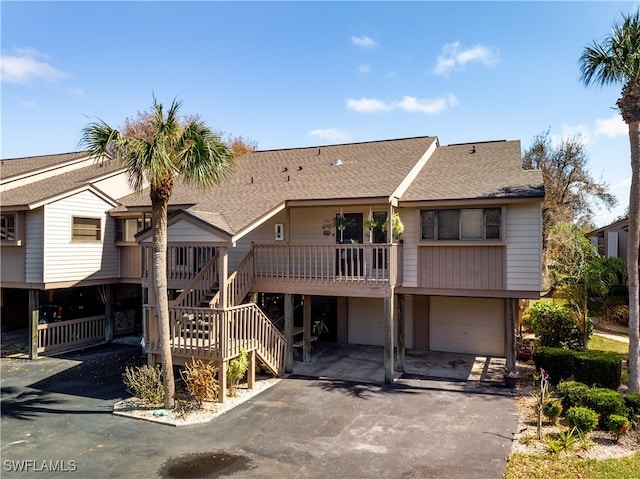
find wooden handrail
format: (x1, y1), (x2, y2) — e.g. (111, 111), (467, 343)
(208, 250), (254, 308)
(169, 250), (220, 308)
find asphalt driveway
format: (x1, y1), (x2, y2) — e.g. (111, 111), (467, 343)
(1, 343), (517, 478)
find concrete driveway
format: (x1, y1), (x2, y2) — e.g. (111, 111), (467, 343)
(1, 342), (517, 479)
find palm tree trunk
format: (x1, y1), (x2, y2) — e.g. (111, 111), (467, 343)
(152, 199), (175, 408)
(628, 120), (640, 393)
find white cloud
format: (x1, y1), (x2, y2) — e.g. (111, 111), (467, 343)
(433, 42), (500, 76)
(595, 114), (627, 138)
(1, 48), (68, 83)
(346, 97), (392, 113)
(346, 94), (458, 115)
(358, 64), (371, 73)
(551, 123), (592, 146)
(615, 177), (632, 189)
(21, 100), (38, 108)
(352, 35), (377, 49)
(308, 128), (352, 142)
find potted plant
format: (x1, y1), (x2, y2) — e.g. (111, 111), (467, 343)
(363, 219), (378, 230)
(380, 212), (404, 241)
(504, 367), (518, 388)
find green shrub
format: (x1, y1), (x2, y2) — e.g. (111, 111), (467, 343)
(583, 388), (627, 429)
(556, 381), (590, 413)
(572, 351), (622, 390)
(227, 349), (249, 397)
(607, 414), (632, 440)
(533, 347), (621, 389)
(525, 301), (582, 349)
(624, 393), (640, 425)
(566, 406), (599, 433)
(122, 365), (164, 404)
(543, 399), (562, 424)
(180, 358), (219, 406)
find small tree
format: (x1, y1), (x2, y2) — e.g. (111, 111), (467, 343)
(525, 301), (582, 349)
(546, 223), (626, 347)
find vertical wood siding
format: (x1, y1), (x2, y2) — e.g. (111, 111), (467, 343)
(418, 245), (505, 290)
(505, 203), (542, 291)
(25, 208), (44, 283)
(43, 191), (119, 283)
(400, 209), (418, 287)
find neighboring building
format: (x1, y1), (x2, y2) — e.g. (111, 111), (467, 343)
(589, 217), (630, 260)
(0, 152), (142, 338)
(1, 136), (545, 392)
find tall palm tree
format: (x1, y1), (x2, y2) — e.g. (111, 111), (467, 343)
(81, 98), (234, 408)
(580, 11), (640, 392)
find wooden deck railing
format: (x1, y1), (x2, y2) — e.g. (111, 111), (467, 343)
(207, 251), (255, 308)
(37, 316), (105, 353)
(144, 302), (285, 375)
(169, 250), (220, 308)
(142, 245), (217, 282)
(253, 244), (402, 286)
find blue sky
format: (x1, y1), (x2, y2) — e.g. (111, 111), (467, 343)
(1, 1), (637, 226)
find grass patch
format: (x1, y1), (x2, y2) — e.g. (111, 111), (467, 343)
(588, 335), (628, 358)
(504, 452), (640, 479)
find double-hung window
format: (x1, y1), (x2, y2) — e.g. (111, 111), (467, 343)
(420, 208), (501, 241)
(1, 214), (16, 242)
(72, 217), (102, 242)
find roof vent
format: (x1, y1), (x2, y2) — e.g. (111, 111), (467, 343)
(330, 158), (343, 166)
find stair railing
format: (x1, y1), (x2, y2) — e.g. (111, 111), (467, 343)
(168, 250), (220, 308)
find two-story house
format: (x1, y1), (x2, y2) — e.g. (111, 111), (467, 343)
(1, 136), (544, 398)
(114, 136), (544, 391)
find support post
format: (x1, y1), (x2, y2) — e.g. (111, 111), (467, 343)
(28, 289), (39, 360)
(506, 298), (516, 371)
(104, 284), (114, 343)
(384, 292), (395, 383)
(284, 293), (294, 373)
(303, 295), (312, 363)
(219, 360), (227, 404)
(219, 246), (228, 309)
(248, 349), (256, 389)
(397, 294), (405, 372)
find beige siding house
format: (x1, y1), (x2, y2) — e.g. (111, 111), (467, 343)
(1, 136), (544, 393)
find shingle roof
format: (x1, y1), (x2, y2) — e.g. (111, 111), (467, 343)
(116, 136), (438, 234)
(401, 140), (544, 202)
(0, 156), (124, 209)
(0, 151), (89, 180)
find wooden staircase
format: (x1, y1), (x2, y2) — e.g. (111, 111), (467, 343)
(164, 249), (286, 377)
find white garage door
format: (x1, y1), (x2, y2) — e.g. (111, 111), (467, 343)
(429, 297), (505, 357)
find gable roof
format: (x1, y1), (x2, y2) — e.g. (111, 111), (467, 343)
(0, 153), (124, 210)
(116, 136), (438, 236)
(400, 140), (544, 203)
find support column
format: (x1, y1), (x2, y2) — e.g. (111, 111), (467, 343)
(28, 289), (39, 360)
(104, 284), (114, 343)
(506, 298), (516, 371)
(397, 294), (405, 372)
(219, 246), (228, 309)
(284, 293), (294, 373)
(248, 349), (256, 389)
(219, 360), (227, 404)
(384, 292), (395, 383)
(303, 295), (312, 363)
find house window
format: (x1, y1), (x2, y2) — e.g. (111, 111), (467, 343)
(115, 215), (151, 242)
(420, 208), (501, 241)
(1, 214), (16, 242)
(72, 217), (102, 242)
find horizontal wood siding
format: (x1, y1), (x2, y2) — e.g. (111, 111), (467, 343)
(418, 245), (505, 290)
(505, 203), (542, 292)
(43, 191), (119, 283)
(25, 208), (44, 283)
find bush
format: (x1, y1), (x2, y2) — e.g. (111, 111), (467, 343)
(533, 347), (621, 389)
(556, 381), (590, 413)
(603, 304), (629, 326)
(543, 399), (562, 424)
(607, 414), (632, 440)
(566, 406), (599, 433)
(227, 349), (249, 397)
(583, 388), (627, 429)
(624, 393), (640, 425)
(180, 358), (219, 406)
(525, 301), (582, 349)
(122, 365), (164, 404)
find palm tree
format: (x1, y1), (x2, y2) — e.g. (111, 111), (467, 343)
(80, 98), (234, 408)
(580, 11), (640, 392)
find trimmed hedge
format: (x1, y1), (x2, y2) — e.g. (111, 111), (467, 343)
(533, 347), (621, 389)
(624, 393), (640, 424)
(565, 406), (599, 433)
(583, 388), (627, 429)
(556, 381), (590, 413)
